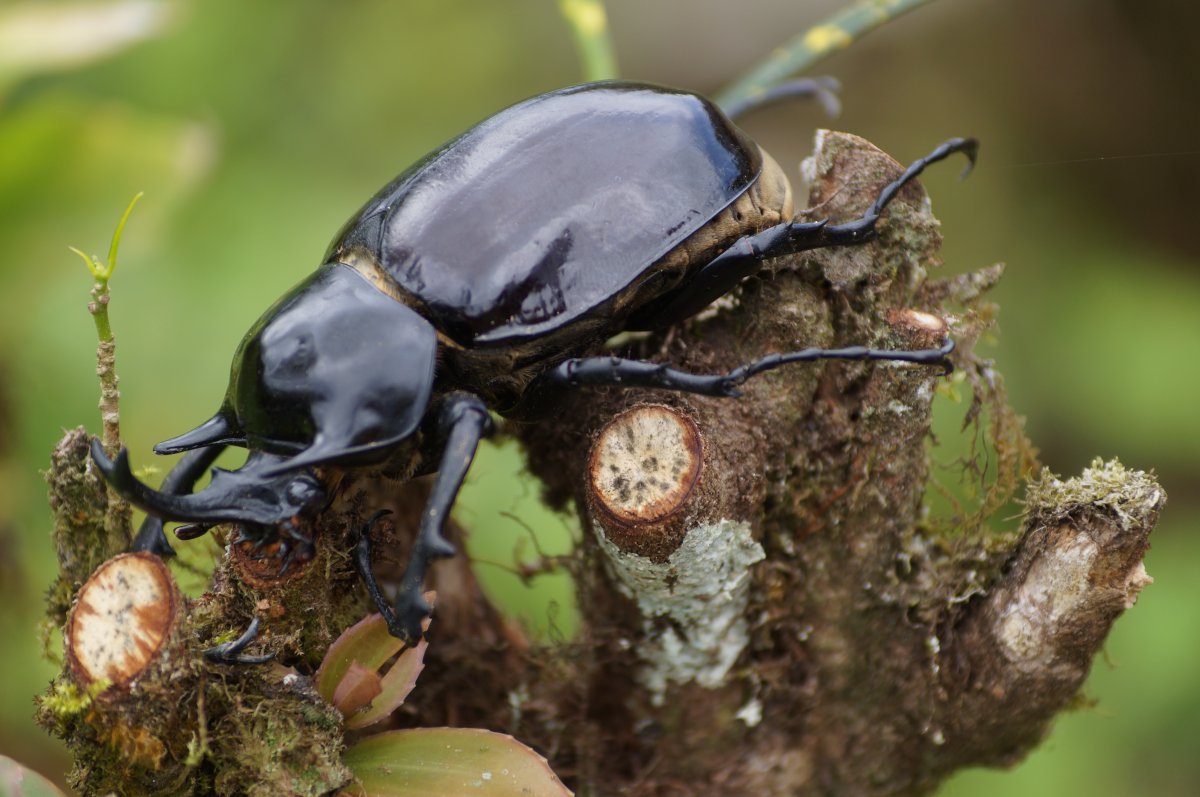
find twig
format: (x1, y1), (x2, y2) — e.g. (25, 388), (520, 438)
(556, 0), (619, 81)
(68, 191), (142, 456)
(715, 0), (938, 112)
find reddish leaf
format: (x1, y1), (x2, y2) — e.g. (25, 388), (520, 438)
(331, 661), (383, 717)
(315, 593), (434, 706)
(344, 636), (427, 730)
(315, 614), (404, 704)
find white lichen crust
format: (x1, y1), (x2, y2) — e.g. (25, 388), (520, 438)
(594, 519), (765, 703)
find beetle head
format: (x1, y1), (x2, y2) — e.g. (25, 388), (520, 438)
(159, 262), (438, 473)
(93, 262), (438, 530)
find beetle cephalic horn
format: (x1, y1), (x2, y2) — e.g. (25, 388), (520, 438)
(90, 439), (324, 526)
(154, 412), (240, 455)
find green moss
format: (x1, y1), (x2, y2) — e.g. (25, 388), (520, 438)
(1024, 458), (1164, 531)
(209, 670), (351, 797)
(43, 427), (131, 624)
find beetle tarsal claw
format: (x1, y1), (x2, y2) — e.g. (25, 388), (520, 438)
(389, 591), (430, 648)
(202, 617), (274, 665)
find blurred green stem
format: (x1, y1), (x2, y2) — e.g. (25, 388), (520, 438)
(556, 0), (618, 81)
(715, 0), (938, 112)
(69, 191), (142, 457)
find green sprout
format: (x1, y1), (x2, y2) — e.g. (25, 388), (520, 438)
(69, 191), (142, 344)
(68, 189), (142, 549)
(716, 0), (938, 112)
(556, 0), (618, 82)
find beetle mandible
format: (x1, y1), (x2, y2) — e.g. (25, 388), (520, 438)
(92, 81), (976, 657)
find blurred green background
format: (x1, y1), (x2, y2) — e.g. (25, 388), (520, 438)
(1, 0), (1196, 794)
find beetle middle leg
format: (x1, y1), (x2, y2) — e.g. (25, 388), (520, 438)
(631, 137), (978, 329)
(357, 392), (493, 645)
(549, 338), (953, 399)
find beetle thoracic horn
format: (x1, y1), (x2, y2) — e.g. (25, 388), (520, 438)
(90, 439), (323, 526)
(261, 435), (343, 476)
(154, 412), (239, 455)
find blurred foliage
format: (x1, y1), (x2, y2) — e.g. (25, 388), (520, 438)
(1, 1), (1197, 794)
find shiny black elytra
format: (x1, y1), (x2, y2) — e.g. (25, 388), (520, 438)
(92, 81), (976, 654)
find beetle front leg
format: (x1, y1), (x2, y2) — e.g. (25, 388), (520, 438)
(129, 444), (225, 557)
(382, 392), (493, 645)
(202, 616), (274, 665)
(354, 510), (398, 627)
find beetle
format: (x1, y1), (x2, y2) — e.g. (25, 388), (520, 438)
(92, 81), (975, 658)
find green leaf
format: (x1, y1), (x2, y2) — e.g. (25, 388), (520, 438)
(0, 755), (68, 797)
(341, 728), (571, 797)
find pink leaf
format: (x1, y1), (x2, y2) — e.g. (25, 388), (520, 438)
(0, 754), (68, 797)
(315, 614), (403, 705)
(343, 636), (427, 730)
(331, 661), (383, 717)
(315, 593), (435, 706)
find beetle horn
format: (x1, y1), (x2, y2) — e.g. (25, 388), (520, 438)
(154, 411), (240, 455)
(90, 439), (323, 526)
(260, 434), (346, 476)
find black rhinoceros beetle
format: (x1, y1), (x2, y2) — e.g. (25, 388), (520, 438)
(92, 81), (975, 655)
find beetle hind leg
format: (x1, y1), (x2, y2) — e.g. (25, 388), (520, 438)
(815, 136), (979, 245)
(628, 138), (977, 330)
(722, 77), (841, 121)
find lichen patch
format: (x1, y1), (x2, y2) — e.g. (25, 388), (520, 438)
(594, 518), (764, 702)
(997, 531), (1098, 670)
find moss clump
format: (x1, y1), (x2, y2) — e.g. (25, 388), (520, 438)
(208, 667), (351, 797)
(44, 427), (131, 624)
(1024, 458), (1165, 531)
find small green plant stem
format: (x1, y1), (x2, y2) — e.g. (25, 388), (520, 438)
(556, 0), (619, 82)
(70, 193), (141, 540)
(715, 0), (938, 112)
(69, 192), (141, 457)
